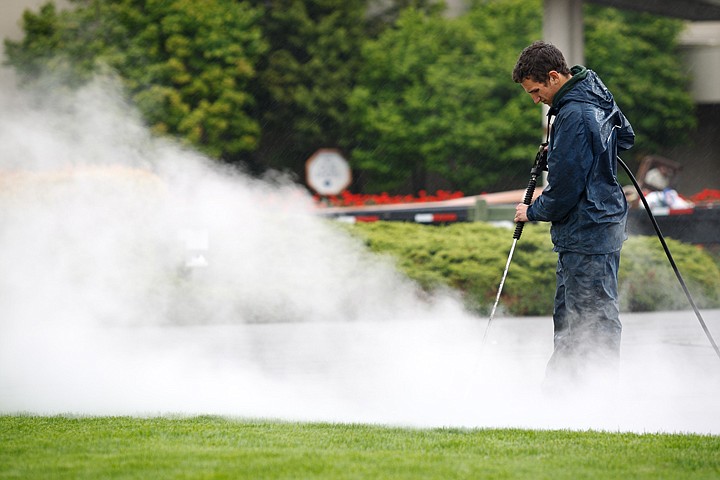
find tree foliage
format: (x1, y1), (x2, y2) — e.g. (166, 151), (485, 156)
(4, 0), (267, 164)
(364, 0), (446, 37)
(584, 4), (696, 155)
(348, 2), (542, 194)
(245, 0), (367, 176)
(347, 0), (696, 194)
(3, 0), (698, 193)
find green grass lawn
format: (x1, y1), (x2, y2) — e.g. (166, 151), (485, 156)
(1, 416), (719, 479)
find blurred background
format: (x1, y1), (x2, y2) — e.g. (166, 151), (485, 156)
(2, 0), (718, 198)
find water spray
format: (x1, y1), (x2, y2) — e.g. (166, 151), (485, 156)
(483, 143), (547, 344)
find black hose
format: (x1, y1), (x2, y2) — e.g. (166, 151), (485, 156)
(618, 156), (720, 361)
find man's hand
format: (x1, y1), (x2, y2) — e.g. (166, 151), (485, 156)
(514, 203), (529, 223)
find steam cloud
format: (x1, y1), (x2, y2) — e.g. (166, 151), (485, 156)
(1, 78), (719, 434)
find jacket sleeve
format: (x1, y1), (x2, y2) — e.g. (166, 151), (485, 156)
(616, 111), (635, 152)
(527, 108), (592, 222)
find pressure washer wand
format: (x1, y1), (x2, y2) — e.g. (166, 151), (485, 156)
(483, 144), (548, 343)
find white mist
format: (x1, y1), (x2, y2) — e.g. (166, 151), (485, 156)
(1, 78), (719, 434)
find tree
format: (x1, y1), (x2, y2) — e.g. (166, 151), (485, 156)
(364, 0), (446, 37)
(244, 0), (368, 179)
(347, 2), (541, 194)
(347, 0), (697, 194)
(5, 0), (267, 166)
(5, 0), (696, 191)
(584, 4), (696, 156)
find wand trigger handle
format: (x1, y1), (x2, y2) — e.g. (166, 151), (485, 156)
(513, 143), (547, 240)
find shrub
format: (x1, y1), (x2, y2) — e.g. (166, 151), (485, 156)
(620, 236), (720, 312)
(346, 221), (720, 316)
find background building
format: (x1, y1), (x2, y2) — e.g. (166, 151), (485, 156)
(672, 21), (720, 193)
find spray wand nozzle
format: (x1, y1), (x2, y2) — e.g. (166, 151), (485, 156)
(513, 143), (548, 240)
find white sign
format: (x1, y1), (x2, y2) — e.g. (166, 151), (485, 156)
(305, 149), (352, 195)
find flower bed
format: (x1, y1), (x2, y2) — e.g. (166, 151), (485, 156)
(315, 189), (465, 207)
(315, 188), (720, 209)
(690, 188), (720, 205)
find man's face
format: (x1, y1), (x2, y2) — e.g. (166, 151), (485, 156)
(520, 74), (561, 106)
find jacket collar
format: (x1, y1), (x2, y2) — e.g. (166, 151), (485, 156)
(548, 65), (588, 116)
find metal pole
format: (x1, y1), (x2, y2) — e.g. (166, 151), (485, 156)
(482, 144), (548, 344)
(484, 238), (518, 343)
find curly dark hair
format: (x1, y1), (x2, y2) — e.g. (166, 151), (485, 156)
(512, 41), (571, 84)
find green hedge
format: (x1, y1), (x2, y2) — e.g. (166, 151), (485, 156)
(345, 221), (720, 316)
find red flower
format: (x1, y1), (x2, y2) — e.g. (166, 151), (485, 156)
(315, 189), (465, 207)
(690, 189), (720, 204)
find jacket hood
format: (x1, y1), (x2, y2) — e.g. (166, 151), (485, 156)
(550, 65), (615, 115)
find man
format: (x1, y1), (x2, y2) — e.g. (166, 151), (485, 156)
(512, 41), (634, 390)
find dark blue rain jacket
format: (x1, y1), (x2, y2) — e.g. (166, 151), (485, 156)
(527, 66), (635, 254)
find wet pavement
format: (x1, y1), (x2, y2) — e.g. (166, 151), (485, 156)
(2, 309), (720, 434)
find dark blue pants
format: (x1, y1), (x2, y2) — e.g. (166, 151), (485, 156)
(545, 251), (622, 387)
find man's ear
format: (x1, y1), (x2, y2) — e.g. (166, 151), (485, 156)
(548, 70), (560, 85)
